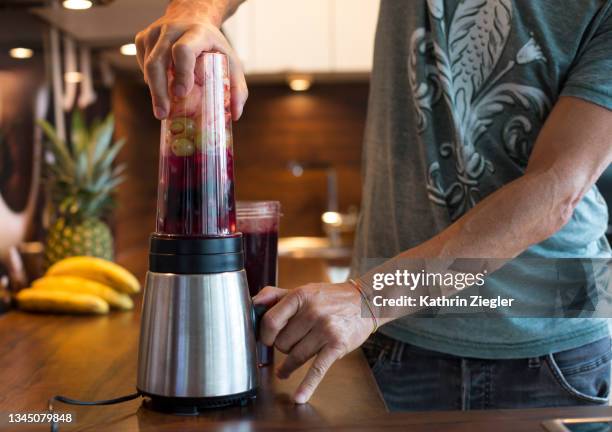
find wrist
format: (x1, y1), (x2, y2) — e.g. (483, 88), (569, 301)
(348, 279), (379, 334)
(166, 0), (227, 27)
(350, 274), (398, 328)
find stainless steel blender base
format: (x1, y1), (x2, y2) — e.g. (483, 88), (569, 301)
(137, 271), (258, 409)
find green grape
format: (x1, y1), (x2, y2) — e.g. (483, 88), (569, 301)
(169, 119), (184, 134)
(169, 117), (196, 138)
(183, 118), (196, 137)
(171, 137), (195, 156)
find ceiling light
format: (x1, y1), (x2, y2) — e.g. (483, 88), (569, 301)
(64, 71), (84, 83)
(288, 75), (313, 92)
(120, 43), (137, 56)
(322, 211), (342, 227)
(9, 47), (34, 59)
(62, 0), (93, 10)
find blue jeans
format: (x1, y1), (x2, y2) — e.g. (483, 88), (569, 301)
(362, 332), (612, 411)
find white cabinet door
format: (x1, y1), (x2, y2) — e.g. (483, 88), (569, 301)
(332, 0), (379, 72)
(224, 0), (378, 74)
(251, 0), (332, 73)
(223, 1), (255, 71)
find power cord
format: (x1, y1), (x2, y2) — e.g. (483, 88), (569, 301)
(47, 391), (142, 431)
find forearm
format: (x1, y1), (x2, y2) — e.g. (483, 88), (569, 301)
(406, 169), (572, 260)
(358, 172), (569, 325)
(168, 0), (246, 26)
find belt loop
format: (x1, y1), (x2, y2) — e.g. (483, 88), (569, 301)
(390, 340), (405, 363)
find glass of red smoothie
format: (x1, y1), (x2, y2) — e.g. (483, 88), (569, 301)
(236, 201), (281, 366)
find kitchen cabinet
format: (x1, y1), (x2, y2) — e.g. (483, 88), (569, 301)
(222, 1), (255, 70)
(332, 0), (379, 71)
(251, 0), (332, 73)
(223, 0), (379, 74)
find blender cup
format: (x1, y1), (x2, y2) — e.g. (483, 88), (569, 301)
(237, 201), (281, 366)
(156, 52), (235, 237)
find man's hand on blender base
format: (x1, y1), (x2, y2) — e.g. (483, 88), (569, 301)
(135, 0), (248, 120)
(253, 282), (374, 404)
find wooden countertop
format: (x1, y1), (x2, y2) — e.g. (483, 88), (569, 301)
(0, 252), (386, 431)
(1, 252), (612, 431)
(0, 308), (386, 432)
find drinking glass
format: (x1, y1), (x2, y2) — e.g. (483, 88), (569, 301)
(237, 201), (281, 366)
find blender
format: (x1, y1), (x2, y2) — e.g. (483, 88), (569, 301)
(137, 53), (258, 413)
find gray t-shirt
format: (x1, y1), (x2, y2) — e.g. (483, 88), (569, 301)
(353, 0), (612, 358)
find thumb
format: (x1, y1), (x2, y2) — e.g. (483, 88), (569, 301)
(253, 286), (288, 306)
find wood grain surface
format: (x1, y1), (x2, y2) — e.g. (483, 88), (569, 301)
(0, 252), (384, 431)
(0, 301), (384, 432)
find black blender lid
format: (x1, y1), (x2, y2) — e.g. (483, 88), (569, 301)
(148, 234), (244, 274)
(150, 234), (243, 255)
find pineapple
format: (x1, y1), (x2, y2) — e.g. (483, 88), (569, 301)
(38, 111), (126, 267)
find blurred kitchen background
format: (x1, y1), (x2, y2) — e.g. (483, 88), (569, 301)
(0, 0), (611, 301)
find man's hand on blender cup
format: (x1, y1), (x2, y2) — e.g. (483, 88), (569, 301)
(135, 0), (248, 120)
(253, 282), (375, 404)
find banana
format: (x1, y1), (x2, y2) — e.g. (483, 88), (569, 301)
(32, 276), (134, 310)
(17, 288), (109, 315)
(46, 256), (141, 294)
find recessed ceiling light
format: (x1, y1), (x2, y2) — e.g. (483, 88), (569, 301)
(322, 211), (342, 227)
(287, 75), (313, 92)
(64, 71), (84, 83)
(62, 0), (93, 10)
(9, 47), (34, 59)
(120, 43), (137, 56)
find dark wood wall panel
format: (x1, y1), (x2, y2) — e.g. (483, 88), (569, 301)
(112, 77), (159, 256)
(112, 77), (369, 252)
(236, 167), (362, 236)
(233, 82), (367, 236)
(234, 84), (366, 168)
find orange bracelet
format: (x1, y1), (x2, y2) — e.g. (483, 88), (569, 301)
(348, 278), (379, 334)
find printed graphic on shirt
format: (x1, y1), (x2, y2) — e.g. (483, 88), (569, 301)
(410, 0), (551, 220)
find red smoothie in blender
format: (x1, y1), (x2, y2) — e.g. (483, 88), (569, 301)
(237, 201), (281, 366)
(156, 53), (236, 237)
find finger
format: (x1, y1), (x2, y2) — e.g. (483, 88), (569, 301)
(260, 289), (305, 347)
(294, 346), (343, 404)
(225, 48), (248, 120)
(277, 331), (324, 379)
(252, 285), (288, 306)
(144, 27), (176, 119)
(141, 25), (161, 86)
(274, 307), (316, 354)
(135, 31), (146, 74)
(171, 31), (200, 97)
(198, 27), (247, 120)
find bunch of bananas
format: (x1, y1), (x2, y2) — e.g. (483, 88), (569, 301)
(16, 256), (141, 315)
